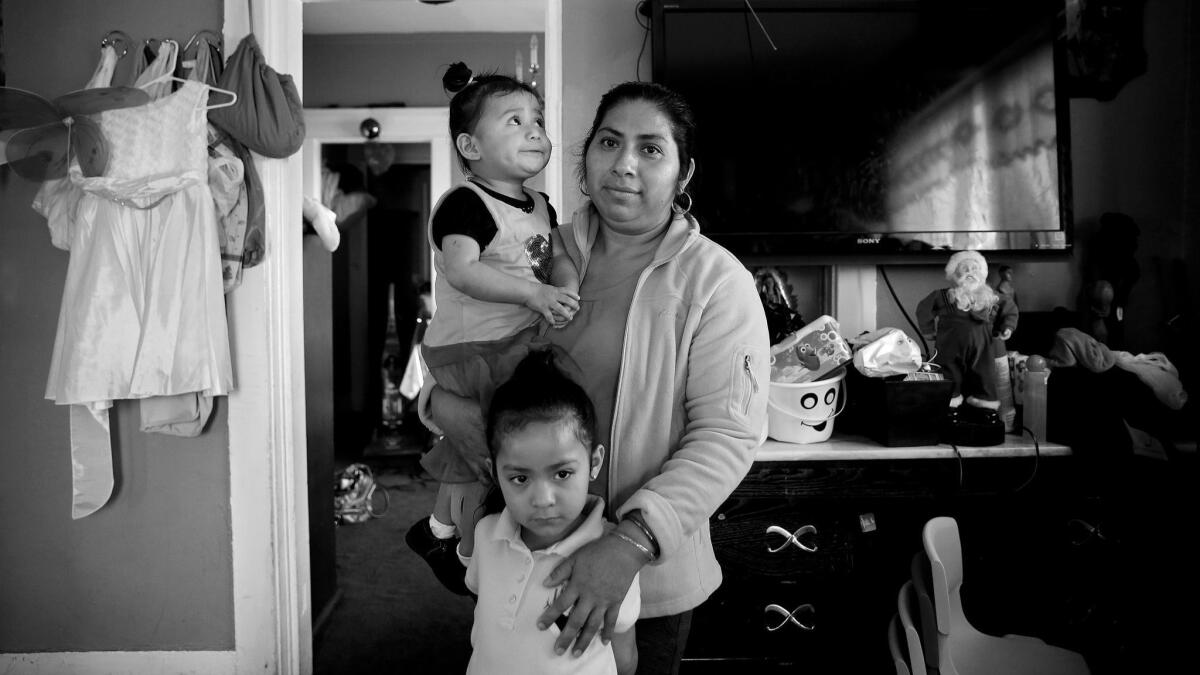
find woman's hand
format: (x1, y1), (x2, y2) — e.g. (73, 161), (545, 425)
(537, 532), (643, 657)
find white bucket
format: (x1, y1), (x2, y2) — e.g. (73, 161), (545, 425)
(767, 370), (847, 444)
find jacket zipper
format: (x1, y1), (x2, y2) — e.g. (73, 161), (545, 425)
(743, 353), (758, 414)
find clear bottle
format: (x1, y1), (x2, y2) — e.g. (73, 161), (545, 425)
(1022, 357), (1050, 441)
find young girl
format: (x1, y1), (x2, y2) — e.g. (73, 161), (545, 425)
(406, 62), (581, 595)
(466, 350), (640, 675)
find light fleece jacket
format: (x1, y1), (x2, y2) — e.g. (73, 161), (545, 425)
(559, 204), (771, 618)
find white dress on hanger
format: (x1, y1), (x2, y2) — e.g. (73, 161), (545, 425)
(45, 78), (232, 409)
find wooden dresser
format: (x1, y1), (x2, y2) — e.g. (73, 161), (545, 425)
(680, 435), (1084, 673)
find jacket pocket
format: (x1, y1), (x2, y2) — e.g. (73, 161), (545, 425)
(728, 344), (768, 424)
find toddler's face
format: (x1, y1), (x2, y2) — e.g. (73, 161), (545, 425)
(495, 419), (598, 551)
(466, 90), (551, 184)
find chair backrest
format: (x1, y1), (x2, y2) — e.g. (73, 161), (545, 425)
(888, 613), (913, 675)
(897, 581), (929, 675)
(910, 550), (941, 668)
(923, 516), (963, 635)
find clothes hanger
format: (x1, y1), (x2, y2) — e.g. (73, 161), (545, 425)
(140, 73), (238, 111)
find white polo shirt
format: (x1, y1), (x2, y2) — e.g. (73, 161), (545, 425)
(465, 496), (641, 675)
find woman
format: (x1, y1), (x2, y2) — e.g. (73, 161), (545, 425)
(427, 81), (770, 674)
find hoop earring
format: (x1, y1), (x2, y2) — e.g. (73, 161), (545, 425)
(672, 191), (693, 216)
(580, 183), (590, 197)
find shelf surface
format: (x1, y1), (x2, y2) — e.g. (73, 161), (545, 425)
(756, 434), (1071, 462)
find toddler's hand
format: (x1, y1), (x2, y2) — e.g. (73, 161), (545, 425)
(526, 284), (580, 326)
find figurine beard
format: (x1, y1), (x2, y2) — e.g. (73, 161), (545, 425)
(947, 271), (999, 313)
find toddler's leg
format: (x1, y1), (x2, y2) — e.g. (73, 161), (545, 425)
(430, 482), (457, 538)
(405, 481), (471, 596)
(448, 480), (490, 559)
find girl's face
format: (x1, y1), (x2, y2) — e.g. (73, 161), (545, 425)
(584, 99), (694, 237)
(495, 419), (602, 551)
(459, 90), (551, 188)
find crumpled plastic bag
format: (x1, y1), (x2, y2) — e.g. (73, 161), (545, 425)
(851, 327), (923, 378)
(771, 315), (852, 384)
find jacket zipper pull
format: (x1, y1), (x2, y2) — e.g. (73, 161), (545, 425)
(744, 353), (759, 414)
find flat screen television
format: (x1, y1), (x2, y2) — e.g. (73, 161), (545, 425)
(650, 0), (1073, 258)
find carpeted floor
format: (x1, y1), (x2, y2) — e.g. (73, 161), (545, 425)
(314, 436), (475, 674)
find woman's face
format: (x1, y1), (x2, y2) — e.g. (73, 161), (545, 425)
(584, 99), (693, 236)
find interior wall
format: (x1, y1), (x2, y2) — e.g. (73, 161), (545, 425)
(560, 0), (652, 218)
(0, 0), (234, 652)
(303, 32), (545, 109)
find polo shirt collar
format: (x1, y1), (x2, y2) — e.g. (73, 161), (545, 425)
(492, 495), (607, 556)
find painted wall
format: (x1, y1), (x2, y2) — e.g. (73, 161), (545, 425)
(303, 32), (545, 109)
(560, 0), (652, 217)
(0, 0), (234, 652)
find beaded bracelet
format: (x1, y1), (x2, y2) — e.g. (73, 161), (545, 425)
(611, 530), (656, 563)
(624, 512), (661, 558)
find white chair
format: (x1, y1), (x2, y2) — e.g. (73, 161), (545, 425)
(889, 612), (913, 675)
(922, 516), (1091, 675)
(910, 551), (941, 671)
(897, 580), (933, 675)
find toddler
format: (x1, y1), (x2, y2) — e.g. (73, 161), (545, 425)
(406, 61), (581, 596)
(466, 350), (639, 675)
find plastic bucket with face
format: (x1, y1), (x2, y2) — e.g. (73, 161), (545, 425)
(767, 370), (847, 443)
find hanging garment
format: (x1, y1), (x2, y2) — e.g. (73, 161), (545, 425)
(129, 39), (179, 97)
(181, 33), (253, 292)
(46, 79), (233, 519)
(209, 33), (305, 159)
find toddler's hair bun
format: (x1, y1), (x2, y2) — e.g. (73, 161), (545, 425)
(443, 62), (474, 94)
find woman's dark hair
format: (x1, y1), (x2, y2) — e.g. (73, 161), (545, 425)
(576, 81), (698, 211)
(443, 61), (544, 173)
(486, 350), (597, 463)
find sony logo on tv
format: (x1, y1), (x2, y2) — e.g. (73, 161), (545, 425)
(856, 236), (882, 245)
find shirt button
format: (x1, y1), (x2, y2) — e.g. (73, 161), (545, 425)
(509, 594), (517, 604)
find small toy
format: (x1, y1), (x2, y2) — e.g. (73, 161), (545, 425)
(916, 251), (1016, 412)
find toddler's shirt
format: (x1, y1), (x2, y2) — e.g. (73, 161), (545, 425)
(424, 181), (557, 347)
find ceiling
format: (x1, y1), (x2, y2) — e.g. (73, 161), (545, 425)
(303, 0), (546, 35)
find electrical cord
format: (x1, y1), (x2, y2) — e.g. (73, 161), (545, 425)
(1013, 425), (1042, 493)
(635, 1), (651, 81)
(950, 441), (964, 490)
(879, 265), (930, 358)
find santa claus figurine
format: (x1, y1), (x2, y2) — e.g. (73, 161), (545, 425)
(917, 251), (1018, 412)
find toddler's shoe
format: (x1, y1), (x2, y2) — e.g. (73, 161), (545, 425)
(405, 517), (471, 596)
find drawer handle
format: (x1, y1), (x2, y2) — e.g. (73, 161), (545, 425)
(764, 603), (816, 632)
(766, 524), (818, 553)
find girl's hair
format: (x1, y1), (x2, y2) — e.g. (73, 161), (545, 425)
(486, 350), (597, 461)
(443, 61), (544, 173)
(576, 81), (698, 212)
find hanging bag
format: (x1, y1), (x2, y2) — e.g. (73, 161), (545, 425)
(208, 33), (305, 159)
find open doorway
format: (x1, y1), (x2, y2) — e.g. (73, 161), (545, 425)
(301, 106), (463, 673)
(298, 3), (558, 672)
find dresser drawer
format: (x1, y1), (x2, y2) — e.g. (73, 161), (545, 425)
(686, 579), (857, 661)
(711, 496), (864, 578)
